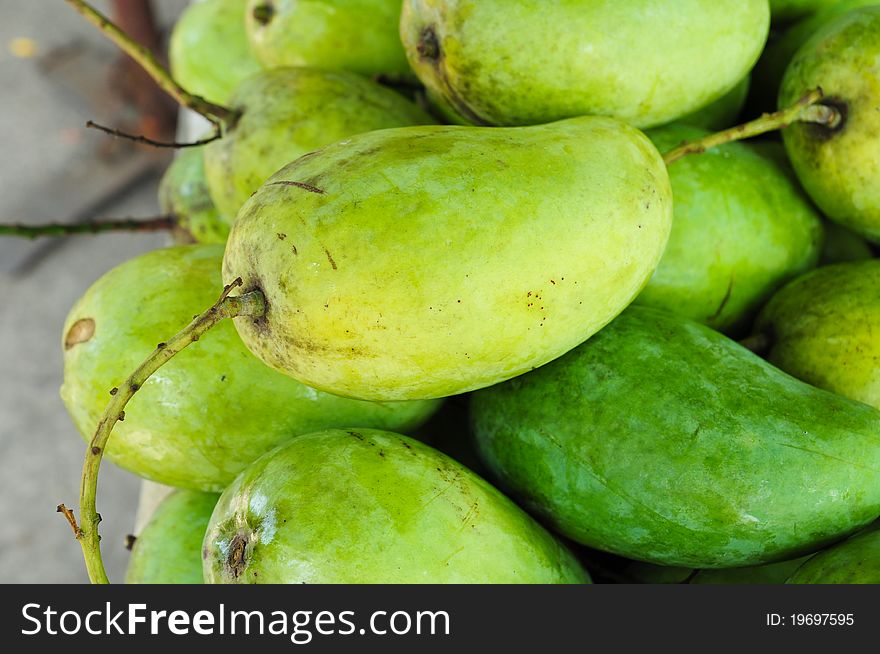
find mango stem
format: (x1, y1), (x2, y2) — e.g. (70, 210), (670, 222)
(662, 88), (840, 165)
(68, 278), (266, 583)
(64, 0), (238, 129)
(0, 216), (175, 240)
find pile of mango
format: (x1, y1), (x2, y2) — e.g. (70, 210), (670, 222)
(58, 0), (880, 584)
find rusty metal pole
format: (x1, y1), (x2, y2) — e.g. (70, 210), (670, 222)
(110, 0), (177, 142)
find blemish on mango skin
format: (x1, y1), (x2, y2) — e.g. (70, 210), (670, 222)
(226, 532), (249, 579)
(65, 318), (95, 350)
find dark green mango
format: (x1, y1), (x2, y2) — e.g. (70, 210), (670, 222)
(472, 306), (880, 568)
(126, 490), (219, 584)
(624, 556), (810, 584)
(690, 557), (811, 584)
(787, 526), (880, 583)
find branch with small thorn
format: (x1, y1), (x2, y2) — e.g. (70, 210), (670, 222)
(72, 277), (267, 583)
(57, 504), (82, 539)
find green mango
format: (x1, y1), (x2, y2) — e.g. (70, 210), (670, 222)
(820, 221), (874, 264)
(169, 0), (262, 106)
(60, 245), (440, 491)
(635, 125), (823, 334)
(752, 1), (877, 114)
(158, 147), (231, 244)
(787, 526), (880, 583)
(400, 0), (769, 128)
(203, 67), (432, 219)
(690, 557), (811, 584)
(754, 260), (880, 409)
(245, 0), (411, 79)
(780, 6), (880, 242)
(678, 76), (751, 131)
(126, 490), (219, 584)
(223, 116), (672, 401)
(471, 306), (880, 568)
(622, 561), (695, 584)
(202, 429), (589, 583)
(771, 0), (846, 23)
(624, 556), (810, 584)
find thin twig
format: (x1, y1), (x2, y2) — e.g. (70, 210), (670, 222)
(70, 278), (266, 583)
(64, 0), (238, 128)
(0, 215), (175, 239)
(663, 89), (841, 165)
(56, 504), (82, 539)
(85, 121), (222, 149)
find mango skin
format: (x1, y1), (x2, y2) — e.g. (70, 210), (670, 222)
(753, 0), (877, 112)
(400, 0), (769, 129)
(202, 429), (589, 584)
(677, 76), (751, 131)
(636, 125), (823, 334)
(625, 556), (810, 584)
(158, 147), (230, 244)
(223, 116), (672, 401)
(126, 491), (219, 584)
(755, 260), (880, 410)
(820, 221), (873, 265)
(787, 526), (880, 583)
(60, 245), (440, 491)
(771, 0), (846, 23)
(690, 557), (811, 584)
(203, 67), (433, 219)
(169, 0), (262, 106)
(472, 306), (880, 568)
(245, 0), (411, 79)
(780, 7), (880, 242)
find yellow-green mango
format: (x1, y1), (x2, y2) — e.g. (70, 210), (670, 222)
(245, 0), (411, 79)
(755, 260), (880, 409)
(169, 0), (262, 106)
(787, 526), (880, 583)
(202, 429), (589, 583)
(472, 306), (880, 568)
(158, 146), (231, 244)
(60, 245), (440, 491)
(780, 6), (880, 242)
(203, 67), (433, 219)
(400, 0), (769, 128)
(753, 1), (877, 113)
(223, 116), (672, 401)
(126, 491), (218, 584)
(635, 125), (823, 334)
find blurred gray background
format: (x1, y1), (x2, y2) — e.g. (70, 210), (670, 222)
(0, 0), (190, 583)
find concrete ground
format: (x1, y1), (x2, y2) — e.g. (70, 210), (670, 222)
(0, 0), (189, 583)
